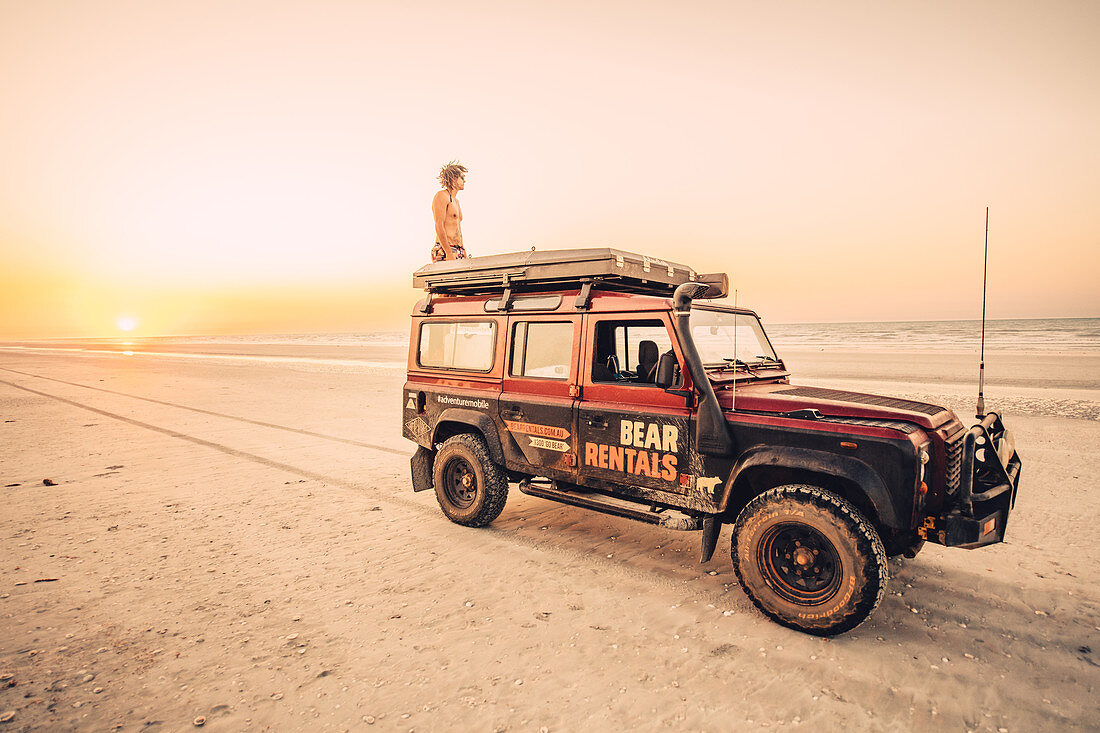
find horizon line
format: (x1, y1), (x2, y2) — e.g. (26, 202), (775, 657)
(1, 314), (1097, 342)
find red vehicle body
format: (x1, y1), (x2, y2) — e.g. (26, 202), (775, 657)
(402, 249), (1021, 634)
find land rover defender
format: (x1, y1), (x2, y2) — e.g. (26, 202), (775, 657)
(401, 249), (1022, 635)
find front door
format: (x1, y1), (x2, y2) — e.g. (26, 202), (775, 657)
(498, 316), (582, 482)
(577, 315), (694, 494)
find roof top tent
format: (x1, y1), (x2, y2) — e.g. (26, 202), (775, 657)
(412, 248), (725, 310)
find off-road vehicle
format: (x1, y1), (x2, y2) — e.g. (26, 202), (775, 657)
(402, 249), (1021, 635)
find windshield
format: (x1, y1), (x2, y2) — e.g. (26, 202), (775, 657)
(689, 309), (779, 366)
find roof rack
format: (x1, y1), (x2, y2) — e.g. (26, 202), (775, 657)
(413, 248), (698, 299)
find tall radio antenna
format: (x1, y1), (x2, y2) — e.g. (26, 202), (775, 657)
(732, 288), (738, 412)
(976, 207), (989, 419)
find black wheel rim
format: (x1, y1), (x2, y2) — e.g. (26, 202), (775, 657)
(442, 456), (478, 509)
(758, 522), (843, 605)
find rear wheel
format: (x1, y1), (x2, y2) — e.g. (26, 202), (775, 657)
(732, 484), (887, 635)
(433, 434), (508, 527)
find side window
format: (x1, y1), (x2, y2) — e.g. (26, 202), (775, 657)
(510, 321), (574, 380)
(591, 319), (675, 385)
(418, 321), (496, 371)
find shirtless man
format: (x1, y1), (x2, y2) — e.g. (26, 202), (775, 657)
(431, 161), (468, 262)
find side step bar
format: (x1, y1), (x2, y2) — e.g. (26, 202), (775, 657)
(518, 480), (703, 531)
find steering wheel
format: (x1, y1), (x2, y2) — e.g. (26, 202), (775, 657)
(606, 355), (638, 381)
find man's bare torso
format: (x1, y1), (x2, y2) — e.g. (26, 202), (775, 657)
(433, 189), (462, 246)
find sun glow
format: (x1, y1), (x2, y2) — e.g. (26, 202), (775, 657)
(0, 2), (1095, 340)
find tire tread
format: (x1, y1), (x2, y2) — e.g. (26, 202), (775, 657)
(434, 433), (509, 527)
(732, 484), (888, 635)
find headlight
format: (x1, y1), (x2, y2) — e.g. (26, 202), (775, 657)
(918, 446), (931, 483)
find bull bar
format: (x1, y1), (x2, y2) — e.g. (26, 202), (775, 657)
(919, 411), (1022, 549)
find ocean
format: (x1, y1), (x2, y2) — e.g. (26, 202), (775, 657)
(3, 318), (1097, 420)
(109, 317), (1100, 354)
(765, 317), (1100, 353)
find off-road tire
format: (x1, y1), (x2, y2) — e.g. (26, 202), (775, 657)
(433, 434), (509, 527)
(732, 484), (888, 636)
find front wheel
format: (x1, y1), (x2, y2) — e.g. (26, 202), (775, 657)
(732, 484), (888, 636)
(432, 434), (509, 527)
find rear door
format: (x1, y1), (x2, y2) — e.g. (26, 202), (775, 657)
(498, 315), (582, 482)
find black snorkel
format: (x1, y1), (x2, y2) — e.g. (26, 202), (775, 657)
(672, 277), (733, 457)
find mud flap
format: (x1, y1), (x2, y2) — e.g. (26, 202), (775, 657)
(700, 516), (722, 563)
(411, 446), (435, 492)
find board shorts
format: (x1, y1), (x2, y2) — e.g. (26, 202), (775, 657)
(431, 242), (468, 262)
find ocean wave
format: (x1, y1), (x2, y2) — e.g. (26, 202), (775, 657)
(765, 317), (1100, 352)
(0, 345), (404, 371)
(171, 318), (1100, 353)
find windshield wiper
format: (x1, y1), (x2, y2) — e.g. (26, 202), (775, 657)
(722, 357), (758, 375)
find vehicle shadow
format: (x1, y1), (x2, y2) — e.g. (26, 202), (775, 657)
(487, 493), (1098, 728)
(494, 492), (1098, 648)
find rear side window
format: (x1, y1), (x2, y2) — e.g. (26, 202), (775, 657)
(510, 321), (574, 379)
(418, 321), (496, 371)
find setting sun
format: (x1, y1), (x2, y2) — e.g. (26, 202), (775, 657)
(116, 316), (137, 332)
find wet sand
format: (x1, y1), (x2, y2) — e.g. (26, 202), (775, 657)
(1, 343), (1098, 731)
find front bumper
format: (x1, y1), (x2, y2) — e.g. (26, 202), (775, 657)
(919, 411), (1021, 549)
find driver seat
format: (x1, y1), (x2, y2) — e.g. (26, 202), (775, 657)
(637, 340), (659, 383)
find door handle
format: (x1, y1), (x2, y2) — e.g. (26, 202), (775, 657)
(585, 414), (608, 428)
(502, 407), (525, 420)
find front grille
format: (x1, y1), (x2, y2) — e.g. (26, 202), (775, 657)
(944, 430), (965, 495)
(776, 386), (947, 417)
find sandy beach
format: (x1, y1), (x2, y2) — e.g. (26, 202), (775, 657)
(1, 341), (1098, 731)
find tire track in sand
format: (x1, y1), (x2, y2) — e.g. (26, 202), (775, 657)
(0, 366), (408, 455)
(0, 375), (732, 603)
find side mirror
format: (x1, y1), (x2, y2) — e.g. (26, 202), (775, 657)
(655, 351), (679, 389)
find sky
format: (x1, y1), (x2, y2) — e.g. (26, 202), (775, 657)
(0, 0), (1097, 338)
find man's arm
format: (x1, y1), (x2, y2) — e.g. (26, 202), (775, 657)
(432, 191), (454, 259)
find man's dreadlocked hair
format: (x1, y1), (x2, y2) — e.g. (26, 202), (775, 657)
(438, 161), (468, 191)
